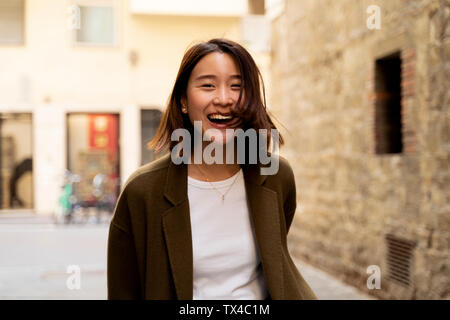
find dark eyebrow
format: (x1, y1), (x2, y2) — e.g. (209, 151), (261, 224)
(194, 74), (241, 81)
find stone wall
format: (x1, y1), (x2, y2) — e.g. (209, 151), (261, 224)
(270, 0), (449, 299)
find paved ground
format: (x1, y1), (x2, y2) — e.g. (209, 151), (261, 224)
(0, 214), (374, 300)
(292, 260), (375, 300)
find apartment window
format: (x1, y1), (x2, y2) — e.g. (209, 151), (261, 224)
(374, 52), (403, 154)
(248, 0), (265, 15)
(74, 3), (116, 45)
(0, 0), (25, 45)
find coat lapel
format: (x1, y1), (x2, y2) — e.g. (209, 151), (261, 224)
(243, 164), (284, 299)
(161, 158), (193, 300)
(161, 158), (284, 300)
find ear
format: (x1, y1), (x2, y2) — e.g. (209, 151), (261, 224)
(180, 96), (188, 114)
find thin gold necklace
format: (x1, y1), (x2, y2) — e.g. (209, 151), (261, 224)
(194, 165), (241, 203)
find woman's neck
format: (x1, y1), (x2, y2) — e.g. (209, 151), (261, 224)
(188, 162), (241, 182)
(187, 142), (241, 181)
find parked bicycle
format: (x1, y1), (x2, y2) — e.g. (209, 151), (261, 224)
(54, 170), (118, 224)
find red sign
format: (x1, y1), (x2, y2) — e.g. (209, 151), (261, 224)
(88, 114), (118, 161)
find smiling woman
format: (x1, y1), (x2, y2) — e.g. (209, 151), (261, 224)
(183, 52), (242, 145)
(107, 38), (317, 300)
(149, 38), (283, 155)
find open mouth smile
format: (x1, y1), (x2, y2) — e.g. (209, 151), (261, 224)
(206, 113), (239, 128)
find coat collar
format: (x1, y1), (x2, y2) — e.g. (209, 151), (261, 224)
(161, 157), (283, 299)
(163, 157), (269, 205)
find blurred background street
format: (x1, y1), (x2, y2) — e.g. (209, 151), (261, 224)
(0, 214), (374, 300)
(0, 215), (108, 299)
(0, 0), (448, 300)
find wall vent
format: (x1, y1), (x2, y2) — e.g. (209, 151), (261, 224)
(385, 234), (416, 287)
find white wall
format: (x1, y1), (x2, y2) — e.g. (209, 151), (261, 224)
(130, 0), (247, 16)
(33, 105), (65, 215)
(0, 0), (269, 215)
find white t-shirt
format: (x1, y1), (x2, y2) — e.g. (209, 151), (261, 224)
(187, 168), (269, 300)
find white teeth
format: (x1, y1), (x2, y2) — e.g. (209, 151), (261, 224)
(208, 114), (232, 120)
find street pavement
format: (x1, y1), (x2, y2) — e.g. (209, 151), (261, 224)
(0, 215), (374, 300)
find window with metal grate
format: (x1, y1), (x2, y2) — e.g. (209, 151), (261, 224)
(385, 234), (416, 287)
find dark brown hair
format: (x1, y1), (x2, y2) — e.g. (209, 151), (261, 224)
(148, 38), (284, 154)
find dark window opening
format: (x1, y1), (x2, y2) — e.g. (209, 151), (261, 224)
(0, 113), (33, 210)
(141, 109), (163, 165)
(374, 52), (403, 154)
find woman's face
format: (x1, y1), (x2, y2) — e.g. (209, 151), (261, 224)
(184, 52), (243, 145)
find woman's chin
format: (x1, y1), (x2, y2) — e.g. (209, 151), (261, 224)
(206, 135), (231, 146)
(203, 129), (227, 144)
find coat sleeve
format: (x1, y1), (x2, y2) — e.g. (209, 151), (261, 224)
(283, 159), (297, 234)
(281, 159), (318, 300)
(107, 187), (142, 299)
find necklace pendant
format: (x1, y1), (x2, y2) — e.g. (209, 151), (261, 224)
(222, 195), (225, 203)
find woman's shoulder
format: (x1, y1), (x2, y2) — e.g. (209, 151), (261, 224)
(265, 153), (295, 181)
(261, 154), (296, 194)
(278, 154), (294, 172)
(122, 153), (171, 192)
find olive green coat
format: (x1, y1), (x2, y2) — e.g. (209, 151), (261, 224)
(107, 153), (317, 300)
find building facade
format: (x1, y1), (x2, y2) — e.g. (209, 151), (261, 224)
(0, 0), (272, 216)
(270, 0), (449, 299)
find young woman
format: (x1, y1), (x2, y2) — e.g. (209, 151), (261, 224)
(107, 38), (317, 300)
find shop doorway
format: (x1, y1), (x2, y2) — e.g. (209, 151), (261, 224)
(0, 113), (33, 210)
(66, 113), (120, 217)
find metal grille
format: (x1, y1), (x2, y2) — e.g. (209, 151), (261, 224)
(385, 234), (416, 287)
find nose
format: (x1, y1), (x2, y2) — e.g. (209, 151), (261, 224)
(213, 87), (233, 107)
(213, 97), (233, 106)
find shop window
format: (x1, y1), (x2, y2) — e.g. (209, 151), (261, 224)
(66, 113), (120, 212)
(0, 113), (33, 210)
